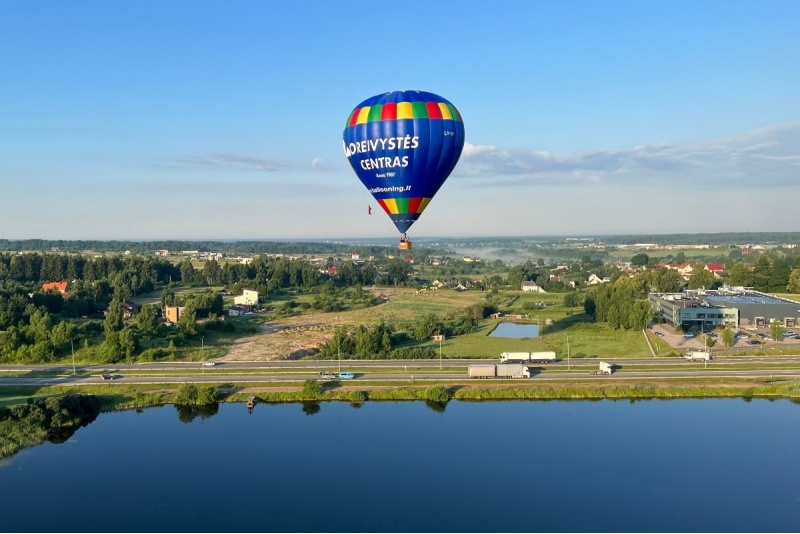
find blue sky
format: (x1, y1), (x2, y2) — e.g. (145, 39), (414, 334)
(1, 0), (799, 240)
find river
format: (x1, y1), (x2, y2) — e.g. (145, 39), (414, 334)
(2, 398), (800, 532)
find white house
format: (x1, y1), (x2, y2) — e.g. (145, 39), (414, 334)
(234, 289), (259, 306)
(521, 281), (546, 293)
(228, 305), (249, 317)
(587, 274), (611, 285)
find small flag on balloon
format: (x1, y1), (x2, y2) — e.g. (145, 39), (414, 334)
(368, 206), (372, 215)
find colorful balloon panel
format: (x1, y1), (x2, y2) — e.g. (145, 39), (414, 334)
(343, 90), (465, 234)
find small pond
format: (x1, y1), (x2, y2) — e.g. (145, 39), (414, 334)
(488, 322), (539, 338)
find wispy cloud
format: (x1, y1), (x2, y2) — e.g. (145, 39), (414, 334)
(162, 153), (325, 171)
(458, 122), (800, 188)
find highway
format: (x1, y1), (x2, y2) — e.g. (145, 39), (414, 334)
(2, 358), (800, 387)
(3, 354), (800, 374)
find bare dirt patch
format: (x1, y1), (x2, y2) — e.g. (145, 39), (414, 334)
(218, 288), (423, 361)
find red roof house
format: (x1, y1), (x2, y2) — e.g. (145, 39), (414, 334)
(42, 281), (69, 295)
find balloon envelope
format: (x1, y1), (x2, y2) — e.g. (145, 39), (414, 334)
(343, 90), (465, 234)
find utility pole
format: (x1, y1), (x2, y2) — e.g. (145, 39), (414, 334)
(338, 327), (341, 373)
(439, 333), (443, 370)
(71, 338), (76, 374)
(566, 334), (570, 371)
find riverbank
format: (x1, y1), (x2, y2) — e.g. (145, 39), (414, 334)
(3, 377), (800, 411)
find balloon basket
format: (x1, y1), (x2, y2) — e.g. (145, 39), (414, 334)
(398, 240), (412, 250)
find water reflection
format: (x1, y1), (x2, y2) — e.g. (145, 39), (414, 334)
(425, 400), (448, 413)
(302, 401), (321, 416)
(175, 403), (219, 424)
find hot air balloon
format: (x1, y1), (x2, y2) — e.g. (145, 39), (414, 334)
(343, 90), (465, 250)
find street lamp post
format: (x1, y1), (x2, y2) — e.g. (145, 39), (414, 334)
(439, 333), (443, 370)
(566, 334), (570, 371)
(71, 338), (76, 374)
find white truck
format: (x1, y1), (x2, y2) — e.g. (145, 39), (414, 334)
(685, 350), (713, 362)
(499, 351), (557, 364)
(591, 361), (614, 375)
(496, 364), (531, 378)
(469, 364), (534, 379)
(468, 364), (497, 379)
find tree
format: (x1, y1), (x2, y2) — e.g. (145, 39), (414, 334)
(507, 265), (526, 289)
(631, 253), (649, 267)
(137, 304), (159, 338)
(104, 300), (123, 335)
(179, 259), (196, 286)
(563, 292), (581, 307)
(752, 255), (772, 291)
(788, 269), (800, 293)
(768, 259), (791, 292)
(727, 263), (753, 287)
(119, 327), (139, 362)
(770, 318), (785, 343)
(301, 379), (321, 399)
(688, 266), (716, 290)
(721, 326), (735, 348)
(387, 260), (410, 286)
(179, 302), (198, 337)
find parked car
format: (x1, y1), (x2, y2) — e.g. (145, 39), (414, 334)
(747, 340), (763, 345)
(654, 331), (664, 337)
(683, 333), (694, 338)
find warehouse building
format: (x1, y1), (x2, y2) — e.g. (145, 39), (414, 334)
(650, 287), (800, 329)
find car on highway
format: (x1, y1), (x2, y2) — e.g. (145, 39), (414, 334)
(337, 372), (355, 379)
(101, 374), (115, 380)
(319, 371), (336, 379)
(202, 362), (216, 367)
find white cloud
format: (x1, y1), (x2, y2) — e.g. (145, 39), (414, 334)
(163, 153), (324, 172)
(457, 121), (800, 188)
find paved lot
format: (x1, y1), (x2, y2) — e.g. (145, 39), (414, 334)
(650, 323), (799, 351)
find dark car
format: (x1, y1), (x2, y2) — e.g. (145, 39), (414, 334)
(101, 374), (115, 380)
(747, 340), (762, 345)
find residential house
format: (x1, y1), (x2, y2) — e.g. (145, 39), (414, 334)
(120, 302), (139, 318)
(228, 305), (250, 317)
(705, 264), (726, 278)
(234, 289), (259, 306)
(521, 281), (546, 293)
(42, 281), (69, 295)
(164, 306), (185, 323)
(587, 274), (610, 285)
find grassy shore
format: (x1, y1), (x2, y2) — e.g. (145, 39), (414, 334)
(3, 377), (800, 411)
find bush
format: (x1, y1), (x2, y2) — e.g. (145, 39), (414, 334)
(348, 390), (367, 403)
(424, 385), (450, 403)
(301, 379), (321, 399)
(175, 384), (218, 406)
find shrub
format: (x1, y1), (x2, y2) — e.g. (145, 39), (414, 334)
(348, 390), (367, 403)
(301, 379), (321, 399)
(424, 385), (450, 403)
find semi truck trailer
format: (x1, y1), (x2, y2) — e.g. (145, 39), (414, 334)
(468, 364), (534, 379)
(499, 351), (557, 364)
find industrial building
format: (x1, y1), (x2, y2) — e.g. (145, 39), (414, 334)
(650, 287), (800, 329)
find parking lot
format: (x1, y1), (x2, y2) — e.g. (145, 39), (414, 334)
(649, 324), (800, 350)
